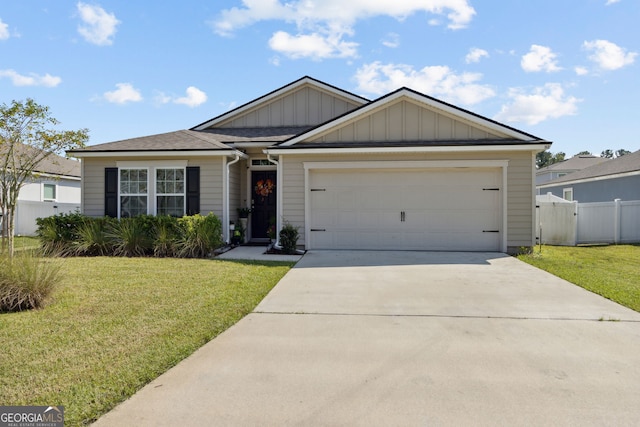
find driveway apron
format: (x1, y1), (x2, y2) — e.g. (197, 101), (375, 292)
(94, 251), (640, 426)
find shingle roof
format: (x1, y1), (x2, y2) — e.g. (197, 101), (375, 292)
(277, 139), (532, 149)
(542, 150), (640, 185)
(0, 143), (80, 177)
(36, 153), (81, 177)
(68, 130), (236, 152)
(537, 155), (609, 173)
(200, 126), (313, 142)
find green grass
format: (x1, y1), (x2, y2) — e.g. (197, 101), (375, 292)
(2, 236), (41, 251)
(518, 245), (640, 312)
(0, 256), (293, 426)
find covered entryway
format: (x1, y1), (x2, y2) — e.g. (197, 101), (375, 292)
(307, 165), (504, 251)
(251, 170), (277, 239)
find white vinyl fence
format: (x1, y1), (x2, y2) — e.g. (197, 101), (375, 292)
(13, 200), (80, 236)
(536, 197), (640, 246)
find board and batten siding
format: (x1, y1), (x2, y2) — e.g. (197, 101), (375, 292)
(306, 100), (507, 143)
(280, 151), (536, 251)
(81, 157), (225, 218)
(214, 86), (362, 128)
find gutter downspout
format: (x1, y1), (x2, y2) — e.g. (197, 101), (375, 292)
(225, 153), (241, 244)
(267, 154), (282, 249)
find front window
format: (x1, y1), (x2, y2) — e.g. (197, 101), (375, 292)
(120, 169), (148, 217)
(156, 168), (185, 217)
(43, 183), (56, 201)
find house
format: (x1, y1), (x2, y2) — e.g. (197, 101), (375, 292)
(537, 149), (640, 202)
(11, 151), (81, 235)
(67, 76), (551, 253)
(536, 154), (609, 186)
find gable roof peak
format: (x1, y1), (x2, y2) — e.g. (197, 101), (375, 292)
(191, 76), (369, 131)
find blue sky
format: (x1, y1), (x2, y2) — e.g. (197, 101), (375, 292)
(1, 1), (638, 156)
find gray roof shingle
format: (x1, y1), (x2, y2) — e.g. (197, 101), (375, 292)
(542, 150), (640, 185)
(69, 130), (236, 152)
(537, 155), (609, 173)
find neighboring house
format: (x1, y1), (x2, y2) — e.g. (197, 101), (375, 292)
(10, 152), (81, 235)
(68, 76), (551, 253)
(537, 150), (640, 202)
(536, 154), (609, 186)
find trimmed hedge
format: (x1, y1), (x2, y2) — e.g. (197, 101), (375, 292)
(36, 213), (223, 258)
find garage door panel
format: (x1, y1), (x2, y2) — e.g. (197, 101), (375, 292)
(309, 168), (502, 251)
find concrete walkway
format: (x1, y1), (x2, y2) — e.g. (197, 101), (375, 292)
(94, 251), (640, 426)
(216, 245), (303, 262)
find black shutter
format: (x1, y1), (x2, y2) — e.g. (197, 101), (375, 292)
(186, 166), (200, 215)
(105, 168), (118, 218)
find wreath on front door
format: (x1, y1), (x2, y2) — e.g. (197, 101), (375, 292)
(255, 178), (275, 200)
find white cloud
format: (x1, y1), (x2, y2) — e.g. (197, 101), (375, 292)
(155, 87), (208, 107)
(0, 18), (9, 40)
(174, 86), (208, 107)
(213, 0), (475, 35)
(268, 30), (358, 60)
(212, 1), (475, 59)
(494, 83), (580, 125)
(605, 0), (620, 5)
(0, 69), (61, 87)
(76, 2), (120, 46)
(575, 66), (589, 76)
(521, 45), (562, 72)
(103, 83), (142, 104)
(382, 32), (400, 48)
(354, 61), (495, 106)
(465, 47), (489, 64)
(583, 39), (637, 70)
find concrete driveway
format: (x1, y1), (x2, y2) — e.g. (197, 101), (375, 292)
(95, 251), (640, 426)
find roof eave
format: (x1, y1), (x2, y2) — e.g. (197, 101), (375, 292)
(67, 149), (248, 159)
(265, 143), (551, 155)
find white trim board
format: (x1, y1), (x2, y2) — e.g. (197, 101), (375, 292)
(267, 144), (550, 155)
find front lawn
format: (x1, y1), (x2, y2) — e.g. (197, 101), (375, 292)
(0, 256), (293, 426)
(518, 244), (640, 312)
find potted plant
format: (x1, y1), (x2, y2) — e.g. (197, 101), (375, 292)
(237, 207), (252, 243)
(237, 207), (252, 218)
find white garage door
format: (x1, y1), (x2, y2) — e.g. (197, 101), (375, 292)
(308, 168), (502, 251)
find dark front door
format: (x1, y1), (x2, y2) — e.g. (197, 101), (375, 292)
(251, 171), (277, 239)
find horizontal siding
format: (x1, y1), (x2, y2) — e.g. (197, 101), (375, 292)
(81, 156), (225, 218)
(82, 158), (116, 216)
(196, 158), (224, 217)
(281, 151), (536, 248)
(229, 160), (241, 222)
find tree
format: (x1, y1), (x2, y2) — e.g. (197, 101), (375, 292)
(615, 149), (631, 158)
(575, 150), (592, 156)
(0, 99), (88, 257)
(536, 150), (565, 169)
(601, 149), (614, 159)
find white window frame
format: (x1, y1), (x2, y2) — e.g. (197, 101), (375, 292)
(118, 167), (150, 218)
(42, 183), (57, 202)
(563, 187), (573, 201)
(155, 167), (186, 217)
(115, 161), (188, 218)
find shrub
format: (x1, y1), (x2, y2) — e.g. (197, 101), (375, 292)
(0, 253), (62, 312)
(177, 214), (223, 258)
(279, 222), (299, 254)
(36, 212), (85, 256)
(72, 217), (114, 256)
(153, 216), (180, 257)
(107, 217), (153, 257)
